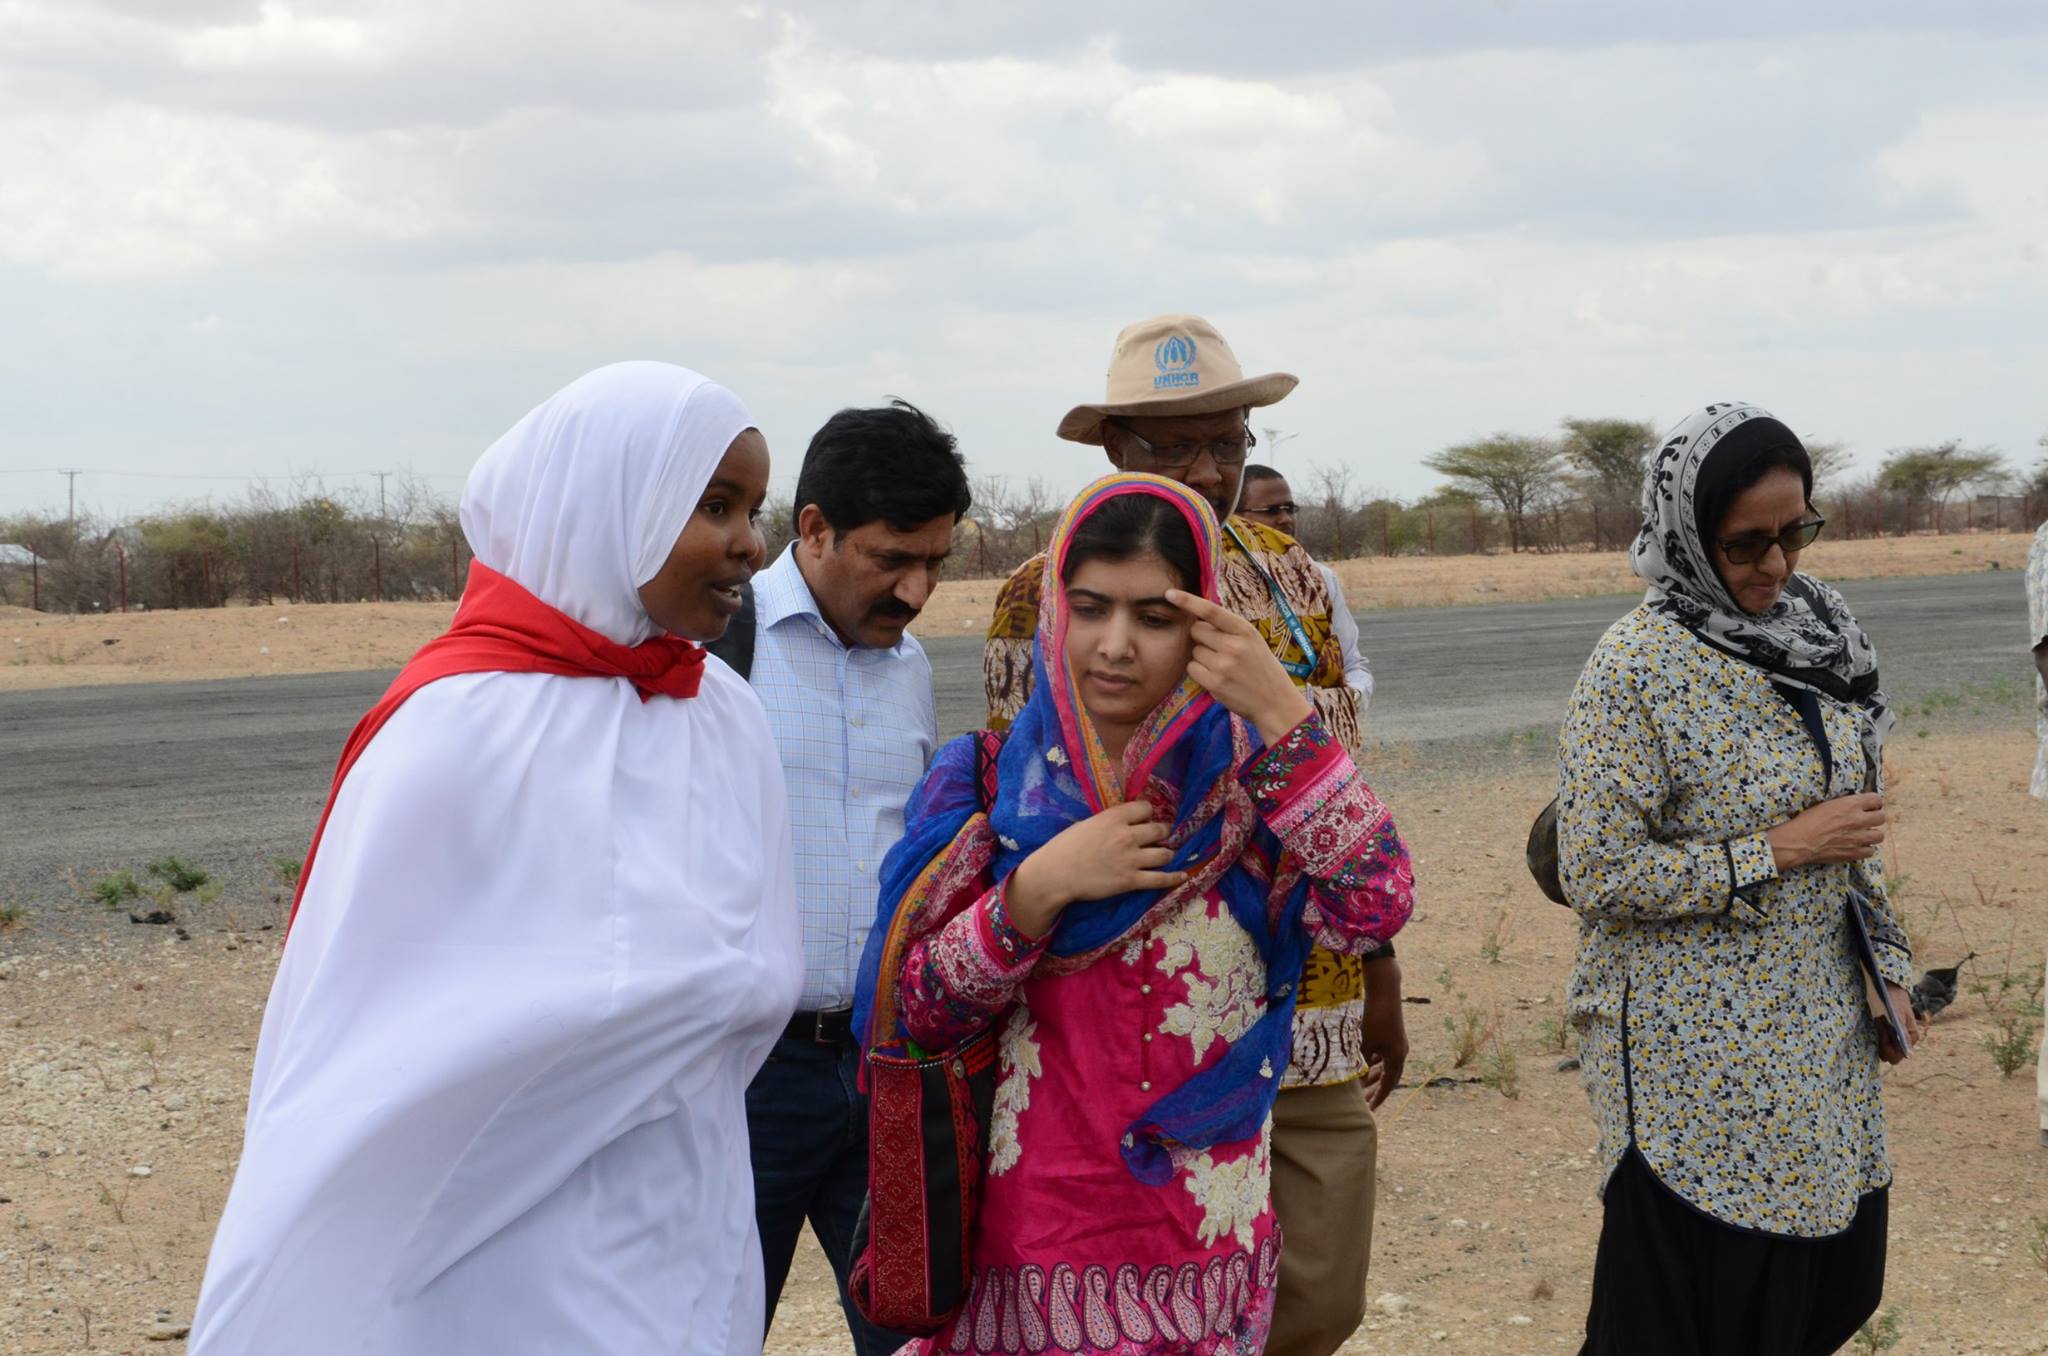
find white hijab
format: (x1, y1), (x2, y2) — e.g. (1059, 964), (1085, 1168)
(192, 363), (801, 1356)
(461, 359), (755, 643)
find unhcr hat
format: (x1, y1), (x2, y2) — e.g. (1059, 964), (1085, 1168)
(1056, 313), (1298, 445)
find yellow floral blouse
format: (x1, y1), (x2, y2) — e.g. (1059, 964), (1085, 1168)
(1558, 601), (1914, 1237)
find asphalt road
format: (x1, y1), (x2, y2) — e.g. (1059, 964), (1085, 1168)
(1, 571), (2030, 924)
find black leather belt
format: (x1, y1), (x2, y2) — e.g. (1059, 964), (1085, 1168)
(783, 1006), (856, 1047)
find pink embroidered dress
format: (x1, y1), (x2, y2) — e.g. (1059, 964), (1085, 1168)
(855, 476), (1413, 1356)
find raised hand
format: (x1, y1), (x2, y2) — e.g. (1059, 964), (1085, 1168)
(1164, 589), (1312, 745)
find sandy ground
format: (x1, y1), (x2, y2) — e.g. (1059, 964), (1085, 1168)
(2, 725), (2042, 1355)
(0, 531), (2031, 692)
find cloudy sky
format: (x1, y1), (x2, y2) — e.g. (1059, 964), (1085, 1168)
(3, 0), (2046, 520)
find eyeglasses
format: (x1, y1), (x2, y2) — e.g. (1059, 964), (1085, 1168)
(1717, 516), (1825, 565)
(1111, 421), (1256, 470)
(1241, 502), (1299, 518)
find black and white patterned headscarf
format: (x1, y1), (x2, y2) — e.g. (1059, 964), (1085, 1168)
(1632, 402), (1894, 786)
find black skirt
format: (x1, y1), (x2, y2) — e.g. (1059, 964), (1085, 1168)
(1580, 1149), (1888, 1356)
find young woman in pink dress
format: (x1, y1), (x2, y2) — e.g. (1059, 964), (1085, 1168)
(854, 474), (1414, 1355)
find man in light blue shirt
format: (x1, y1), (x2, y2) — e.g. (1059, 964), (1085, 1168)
(723, 400), (971, 1356)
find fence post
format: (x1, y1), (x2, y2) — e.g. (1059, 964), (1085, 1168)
(1425, 506), (1436, 554)
(1380, 505), (1391, 556)
(1469, 501), (1480, 553)
(118, 544), (128, 613)
(450, 532), (460, 597)
(374, 537), (384, 602)
(31, 554), (38, 612)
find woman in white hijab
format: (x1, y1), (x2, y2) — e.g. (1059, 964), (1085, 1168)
(190, 362), (803, 1355)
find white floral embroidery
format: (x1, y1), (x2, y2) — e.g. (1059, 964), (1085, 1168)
(988, 1005), (1042, 1177)
(1182, 1119), (1273, 1250)
(1153, 904), (1265, 1059)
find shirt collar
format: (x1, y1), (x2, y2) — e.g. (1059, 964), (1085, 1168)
(756, 544), (824, 632)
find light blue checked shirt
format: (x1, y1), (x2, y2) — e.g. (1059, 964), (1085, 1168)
(746, 545), (937, 1010)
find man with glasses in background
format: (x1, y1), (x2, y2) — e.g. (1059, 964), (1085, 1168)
(981, 314), (1404, 1356)
(1238, 464), (1375, 711)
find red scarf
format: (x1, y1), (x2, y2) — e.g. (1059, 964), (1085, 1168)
(286, 560), (706, 929)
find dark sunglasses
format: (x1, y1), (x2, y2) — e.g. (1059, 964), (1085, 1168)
(1111, 421), (1256, 470)
(1717, 515), (1825, 565)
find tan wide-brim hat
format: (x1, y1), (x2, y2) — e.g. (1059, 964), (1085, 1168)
(1056, 313), (1298, 445)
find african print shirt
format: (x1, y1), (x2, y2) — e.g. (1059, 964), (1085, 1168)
(1558, 602), (1914, 1237)
(982, 518), (1373, 1088)
(2029, 521), (2048, 799)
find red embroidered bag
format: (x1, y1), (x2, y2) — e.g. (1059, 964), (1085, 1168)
(847, 730), (1006, 1336)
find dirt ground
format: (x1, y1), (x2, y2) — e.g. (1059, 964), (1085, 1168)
(0, 531), (2030, 692)
(2, 725), (2042, 1355)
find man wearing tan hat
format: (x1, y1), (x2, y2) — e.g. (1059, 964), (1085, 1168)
(982, 312), (1406, 1356)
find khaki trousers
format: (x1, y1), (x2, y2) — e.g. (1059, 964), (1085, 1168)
(1266, 1078), (1378, 1356)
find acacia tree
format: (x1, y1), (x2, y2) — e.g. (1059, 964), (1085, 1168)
(1560, 417), (1656, 548)
(1560, 417), (1656, 496)
(1801, 439), (1856, 492)
(1877, 440), (2007, 532)
(1423, 434), (1565, 552)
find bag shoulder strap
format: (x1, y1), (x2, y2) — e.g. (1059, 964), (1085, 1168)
(1785, 573), (1836, 630)
(974, 729), (1006, 813)
(702, 580), (757, 680)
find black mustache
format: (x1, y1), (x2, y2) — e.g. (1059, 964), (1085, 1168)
(872, 600), (918, 620)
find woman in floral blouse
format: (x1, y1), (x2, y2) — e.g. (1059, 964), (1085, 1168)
(854, 474), (1413, 1355)
(1558, 404), (1922, 1356)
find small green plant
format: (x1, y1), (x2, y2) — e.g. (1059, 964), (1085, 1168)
(1851, 1305), (1905, 1352)
(1534, 1010), (1575, 1055)
(1479, 1042), (1521, 1099)
(1983, 1016), (2039, 1077)
(146, 856), (210, 893)
(95, 1181), (129, 1225)
(1479, 905), (1514, 965)
(270, 856), (302, 887)
(2026, 1217), (2048, 1276)
(195, 880), (223, 904)
(91, 871), (140, 908)
(0, 903), (24, 929)
(1969, 956), (2044, 1079)
(1442, 998), (1490, 1069)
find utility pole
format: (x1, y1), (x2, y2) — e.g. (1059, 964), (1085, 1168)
(1260, 428), (1300, 460)
(62, 469), (80, 529)
(373, 471), (390, 520)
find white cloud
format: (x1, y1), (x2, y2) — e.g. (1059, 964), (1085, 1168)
(0, 103), (453, 279)
(176, 2), (386, 72)
(2, 1), (2046, 519)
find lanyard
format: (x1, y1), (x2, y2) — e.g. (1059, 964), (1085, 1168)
(1222, 521), (1318, 680)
